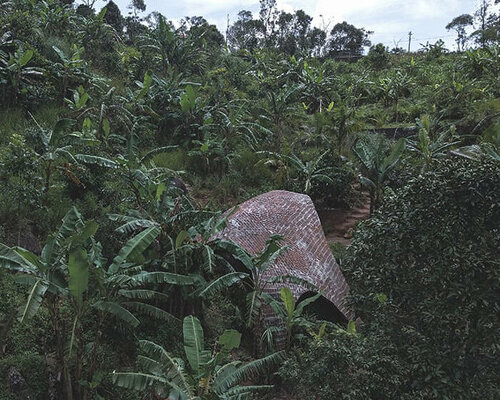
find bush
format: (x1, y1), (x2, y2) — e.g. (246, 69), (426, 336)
(279, 329), (404, 400)
(0, 352), (48, 400)
(308, 153), (359, 208)
(366, 43), (390, 70)
(343, 158), (500, 399)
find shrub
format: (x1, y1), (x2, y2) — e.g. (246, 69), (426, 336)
(279, 329), (404, 400)
(343, 158), (500, 399)
(0, 352), (47, 400)
(366, 43), (390, 70)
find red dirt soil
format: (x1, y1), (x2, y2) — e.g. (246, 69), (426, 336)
(318, 197), (371, 245)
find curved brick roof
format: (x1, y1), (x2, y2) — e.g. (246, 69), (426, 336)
(216, 190), (351, 320)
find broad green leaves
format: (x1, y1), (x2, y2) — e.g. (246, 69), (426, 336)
(92, 301), (140, 327)
(180, 85), (198, 113)
(18, 279), (48, 323)
(183, 316), (210, 375)
(17, 49), (33, 68)
(68, 248), (89, 305)
(109, 226), (161, 273)
(218, 329), (242, 351)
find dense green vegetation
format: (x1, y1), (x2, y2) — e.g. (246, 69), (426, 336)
(0, 0), (499, 399)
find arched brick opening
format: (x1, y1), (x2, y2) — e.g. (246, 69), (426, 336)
(297, 291), (348, 325)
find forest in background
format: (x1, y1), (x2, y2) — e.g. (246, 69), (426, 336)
(0, 0), (499, 399)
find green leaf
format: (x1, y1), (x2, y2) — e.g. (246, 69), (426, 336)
(375, 292), (388, 303)
(124, 302), (180, 324)
(68, 248), (89, 305)
(280, 287), (295, 319)
(183, 315), (208, 374)
(346, 319), (357, 334)
(92, 301), (140, 327)
(102, 118), (110, 136)
(180, 85), (197, 112)
(139, 145), (177, 165)
(52, 46), (67, 62)
(136, 71), (152, 101)
(0, 244), (39, 271)
(18, 49), (33, 67)
(155, 183), (166, 202)
(295, 292), (321, 316)
(70, 220), (98, 250)
(175, 230), (189, 249)
(216, 240), (254, 271)
(213, 351), (285, 394)
(18, 279), (49, 322)
(218, 329), (241, 351)
(112, 372), (166, 391)
(139, 340), (194, 396)
(109, 226), (160, 273)
(383, 138), (406, 171)
(75, 154), (118, 168)
(132, 271), (196, 286)
(202, 245), (214, 273)
(198, 272), (248, 298)
(47, 207), (84, 264)
(53, 118), (75, 138)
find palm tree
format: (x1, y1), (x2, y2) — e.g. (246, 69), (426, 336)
(352, 135), (406, 215)
(113, 315), (284, 399)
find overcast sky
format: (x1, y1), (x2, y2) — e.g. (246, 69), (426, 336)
(94, 0), (487, 51)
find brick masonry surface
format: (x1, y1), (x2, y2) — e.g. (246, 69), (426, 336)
(214, 190), (352, 324)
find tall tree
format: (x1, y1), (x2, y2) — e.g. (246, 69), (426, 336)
(103, 1), (123, 33)
(326, 22), (372, 59)
(471, 0), (500, 47)
(128, 0), (146, 17)
(259, 0), (278, 47)
(446, 14), (473, 51)
(182, 16), (224, 49)
(227, 10), (264, 51)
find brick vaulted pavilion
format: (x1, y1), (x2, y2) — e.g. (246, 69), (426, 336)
(214, 190), (352, 326)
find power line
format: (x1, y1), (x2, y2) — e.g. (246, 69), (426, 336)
(374, 34), (456, 47)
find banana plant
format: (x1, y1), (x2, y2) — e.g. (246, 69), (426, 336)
(0, 207), (96, 400)
(451, 119), (500, 162)
(258, 150), (334, 194)
(139, 14), (203, 75)
(108, 186), (239, 318)
(113, 315), (284, 399)
(29, 115), (115, 199)
(407, 114), (460, 172)
(263, 83), (304, 151)
(0, 46), (43, 105)
(267, 287), (321, 349)
(217, 235), (288, 333)
(51, 44), (88, 101)
(353, 135), (406, 215)
(0, 207), (193, 399)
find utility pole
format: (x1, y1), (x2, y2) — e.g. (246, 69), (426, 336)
(408, 31), (412, 53)
(225, 13), (230, 47)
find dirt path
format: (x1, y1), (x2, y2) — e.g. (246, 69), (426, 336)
(318, 197), (371, 246)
